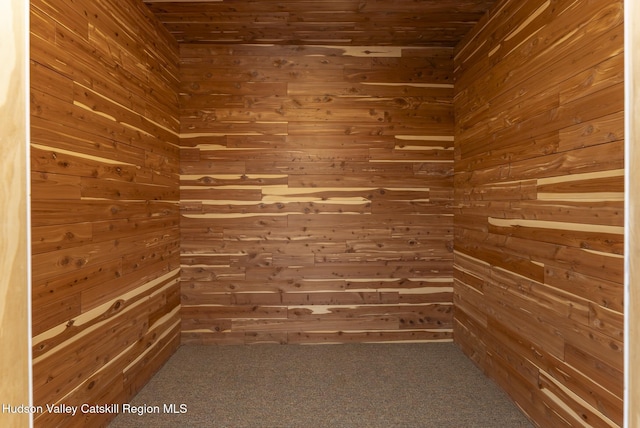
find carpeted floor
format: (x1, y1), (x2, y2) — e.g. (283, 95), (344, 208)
(109, 342), (534, 428)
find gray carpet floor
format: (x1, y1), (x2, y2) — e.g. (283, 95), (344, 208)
(109, 342), (534, 428)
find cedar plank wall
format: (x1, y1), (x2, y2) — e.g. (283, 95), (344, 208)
(453, 0), (624, 426)
(30, 0), (180, 426)
(179, 44), (455, 345)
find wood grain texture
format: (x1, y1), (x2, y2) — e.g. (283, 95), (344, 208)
(30, 0), (180, 426)
(179, 43), (455, 345)
(454, 0), (624, 426)
(626, 3), (639, 426)
(27, 1), (636, 426)
(0, 0), (30, 426)
(144, 0), (496, 46)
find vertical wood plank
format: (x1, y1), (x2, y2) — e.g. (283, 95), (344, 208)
(626, 1), (640, 425)
(0, 0), (30, 426)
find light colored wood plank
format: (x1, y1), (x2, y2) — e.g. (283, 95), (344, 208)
(626, 1), (640, 426)
(1, 0), (30, 425)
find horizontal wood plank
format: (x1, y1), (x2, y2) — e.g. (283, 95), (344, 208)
(30, 0), (181, 426)
(453, 1), (624, 427)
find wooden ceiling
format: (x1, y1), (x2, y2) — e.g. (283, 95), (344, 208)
(143, 0), (497, 46)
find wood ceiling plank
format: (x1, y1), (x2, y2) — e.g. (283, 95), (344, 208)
(144, 0), (496, 46)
